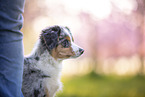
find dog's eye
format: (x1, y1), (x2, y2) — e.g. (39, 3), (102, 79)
(61, 40), (70, 48)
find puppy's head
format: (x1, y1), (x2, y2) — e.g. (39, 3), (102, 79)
(40, 25), (84, 60)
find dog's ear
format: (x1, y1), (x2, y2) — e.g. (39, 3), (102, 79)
(40, 26), (61, 51)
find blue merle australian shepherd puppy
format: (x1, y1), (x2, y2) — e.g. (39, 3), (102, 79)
(22, 25), (84, 97)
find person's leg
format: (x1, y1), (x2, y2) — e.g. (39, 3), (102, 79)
(0, 0), (25, 97)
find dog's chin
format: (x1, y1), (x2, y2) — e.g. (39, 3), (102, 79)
(70, 52), (84, 59)
(70, 55), (80, 59)
(57, 53), (83, 60)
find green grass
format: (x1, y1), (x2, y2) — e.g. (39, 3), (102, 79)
(57, 72), (145, 97)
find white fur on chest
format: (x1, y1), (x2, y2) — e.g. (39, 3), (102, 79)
(36, 51), (63, 97)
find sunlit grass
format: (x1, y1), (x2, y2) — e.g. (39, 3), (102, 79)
(57, 72), (145, 97)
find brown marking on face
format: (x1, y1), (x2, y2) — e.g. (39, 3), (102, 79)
(65, 36), (71, 41)
(66, 34), (74, 42)
(51, 44), (76, 60)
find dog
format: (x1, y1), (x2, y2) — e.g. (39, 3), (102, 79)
(22, 25), (84, 97)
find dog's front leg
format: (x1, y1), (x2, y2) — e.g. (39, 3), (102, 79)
(44, 79), (62, 97)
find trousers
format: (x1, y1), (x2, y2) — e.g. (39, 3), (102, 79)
(0, 0), (25, 97)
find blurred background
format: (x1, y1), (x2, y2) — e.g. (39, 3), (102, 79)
(22, 0), (145, 97)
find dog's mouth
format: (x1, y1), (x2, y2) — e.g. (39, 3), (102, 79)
(70, 48), (84, 58)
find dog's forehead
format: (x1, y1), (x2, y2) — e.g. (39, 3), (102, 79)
(61, 27), (73, 40)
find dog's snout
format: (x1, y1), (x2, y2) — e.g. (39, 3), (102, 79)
(79, 48), (84, 54)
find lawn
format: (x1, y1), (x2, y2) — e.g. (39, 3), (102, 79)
(57, 73), (145, 97)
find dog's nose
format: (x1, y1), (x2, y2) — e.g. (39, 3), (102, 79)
(79, 48), (84, 54)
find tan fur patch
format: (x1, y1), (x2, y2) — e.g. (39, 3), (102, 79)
(65, 36), (71, 41)
(45, 88), (49, 97)
(51, 45), (75, 60)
